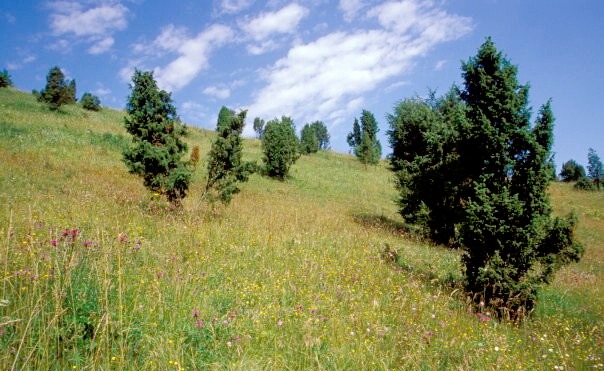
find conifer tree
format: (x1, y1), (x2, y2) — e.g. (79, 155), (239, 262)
(387, 38), (583, 319)
(80, 92), (101, 111)
(458, 39), (582, 319)
(122, 70), (191, 206)
(205, 106), (256, 204)
(559, 159), (585, 182)
(38, 66), (73, 110)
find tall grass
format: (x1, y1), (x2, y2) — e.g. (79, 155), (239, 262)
(1, 88), (602, 369)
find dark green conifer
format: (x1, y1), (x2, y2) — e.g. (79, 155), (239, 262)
(122, 70), (191, 206)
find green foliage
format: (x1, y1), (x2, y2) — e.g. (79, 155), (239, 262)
(353, 110), (381, 165)
(300, 123), (319, 155)
(262, 116), (300, 179)
(205, 106), (256, 204)
(387, 38), (583, 320)
(587, 148), (603, 189)
(459, 40), (582, 319)
(574, 176), (595, 191)
(310, 121), (330, 150)
(80, 92), (101, 111)
(37, 66), (75, 110)
(122, 69), (191, 205)
(67, 80), (77, 104)
(0, 69), (12, 88)
(253, 117), (265, 138)
(387, 89), (466, 243)
(560, 159), (585, 182)
(346, 118), (361, 152)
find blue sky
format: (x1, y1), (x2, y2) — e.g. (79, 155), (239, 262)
(1, 0), (602, 170)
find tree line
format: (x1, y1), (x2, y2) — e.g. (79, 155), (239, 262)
(122, 70), (331, 207)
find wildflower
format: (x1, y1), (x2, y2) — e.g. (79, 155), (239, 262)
(494, 346), (500, 352)
(195, 319), (205, 329)
(118, 233), (129, 243)
(83, 241), (94, 248)
(277, 319), (283, 327)
(192, 308), (200, 319)
(50, 239), (58, 247)
(226, 341), (232, 347)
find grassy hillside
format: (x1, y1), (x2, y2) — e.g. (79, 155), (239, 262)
(1, 88), (602, 370)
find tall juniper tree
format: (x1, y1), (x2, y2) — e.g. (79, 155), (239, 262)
(122, 70), (191, 206)
(459, 39), (583, 319)
(205, 106), (256, 204)
(388, 38), (583, 320)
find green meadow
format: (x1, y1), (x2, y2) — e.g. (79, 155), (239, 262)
(1, 88), (602, 369)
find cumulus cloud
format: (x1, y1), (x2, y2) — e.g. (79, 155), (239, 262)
(246, 0), (472, 134)
(154, 24), (235, 91)
(48, 1), (128, 54)
(240, 3), (309, 54)
(203, 85), (231, 99)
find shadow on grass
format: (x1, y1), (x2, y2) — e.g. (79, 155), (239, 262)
(352, 212), (415, 237)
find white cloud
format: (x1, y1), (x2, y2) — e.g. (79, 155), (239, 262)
(434, 59), (447, 71)
(219, 0), (255, 14)
(48, 1), (128, 54)
(246, 0), (472, 134)
(154, 24), (235, 92)
(153, 24), (188, 52)
(49, 2), (128, 36)
(203, 85), (231, 99)
(339, 0), (364, 21)
(93, 86), (111, 97)
(7, 54), (37, 71)
(88, 37), (114, 55)
(240, 3), (309, 54)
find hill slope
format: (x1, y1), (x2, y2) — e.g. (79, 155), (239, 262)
(1, 89), (602, 369)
